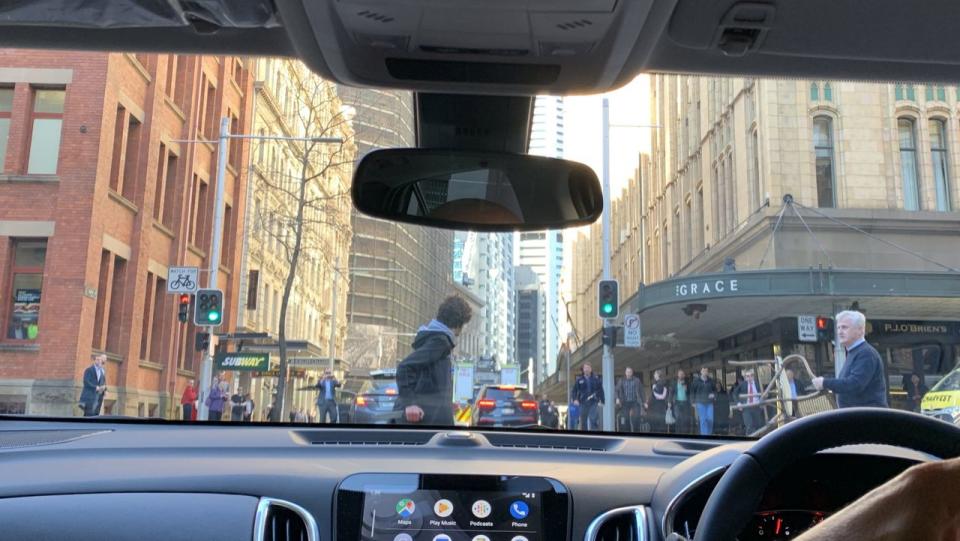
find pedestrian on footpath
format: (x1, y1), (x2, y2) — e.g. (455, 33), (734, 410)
(691, 367), (716, 435)
(180, 379), (197, 421)
(572, 363), (604, 431)
(647, 370), (669, 432)
(615, 367), (645, 432)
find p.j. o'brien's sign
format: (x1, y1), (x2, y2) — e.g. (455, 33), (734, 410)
(674, 279), (740, 298)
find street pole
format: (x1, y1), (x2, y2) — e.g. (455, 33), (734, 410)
(198, 116), (231, 421)
(328, 256), (339, 374)
(601, 98), (615, 432)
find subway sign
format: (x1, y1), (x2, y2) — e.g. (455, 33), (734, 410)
(214, 352), (270, 371)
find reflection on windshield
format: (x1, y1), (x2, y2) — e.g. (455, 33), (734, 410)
(0, 50), (958, 435)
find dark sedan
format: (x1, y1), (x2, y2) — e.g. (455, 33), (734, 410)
(471, 385), (539, 428)
(351, 377), (401, 425)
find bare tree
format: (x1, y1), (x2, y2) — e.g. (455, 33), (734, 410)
(252, 63), (357, 421)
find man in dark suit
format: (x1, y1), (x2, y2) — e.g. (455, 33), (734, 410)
(733, 369), (764, 434)
(813, 311), (888, 408)
(572, 362), (605, 431)
(79, 354), (107, 416)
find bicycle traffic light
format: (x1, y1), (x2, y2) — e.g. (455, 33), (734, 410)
(193, 288), (224, 327)
(816, 316), (834, 341)
(598, 279), (619, 318)
(177, 294), (191, 323)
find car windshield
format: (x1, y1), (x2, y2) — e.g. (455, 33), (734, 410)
(931, 369), (960, 393)
(1, 49), (958, 437)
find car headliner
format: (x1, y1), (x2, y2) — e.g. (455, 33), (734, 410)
(0, 0), (955, 97)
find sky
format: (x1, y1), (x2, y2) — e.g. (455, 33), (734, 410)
(556, 74), (654, 335)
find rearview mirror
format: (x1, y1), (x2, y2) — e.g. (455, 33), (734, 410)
(352, 149), (603, 231)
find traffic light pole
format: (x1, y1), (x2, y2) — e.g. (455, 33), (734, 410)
(198, 117), (231, 421)
(600, 98), (615, 432)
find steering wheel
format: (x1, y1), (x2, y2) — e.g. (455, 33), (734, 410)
(694, 408), (960, 541)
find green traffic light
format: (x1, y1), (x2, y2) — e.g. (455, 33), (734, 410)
(208, 311), (220, 322)
(602, 303), (614, 314)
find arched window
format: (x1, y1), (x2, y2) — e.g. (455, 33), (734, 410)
(823, 83), (833, 102)
(895, 84), (905, 101)
(929, 118), (951, 211)
(812, 116), (836, 208)
(897, 118), (920, 210)
(810, 83), (820, 101)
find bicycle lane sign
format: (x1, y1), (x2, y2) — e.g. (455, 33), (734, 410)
(167, 267), (199, 294)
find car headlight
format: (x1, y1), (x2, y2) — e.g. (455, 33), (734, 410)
(930, 405), (960, 425)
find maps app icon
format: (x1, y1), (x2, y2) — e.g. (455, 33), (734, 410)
(396, 499), (416, 518)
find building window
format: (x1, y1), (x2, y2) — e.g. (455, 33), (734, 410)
(109, 105), (143, 201)
(0, 87), (12, 172)
(751, 129), (762, 207)
(92, 250), (127, 354)
(139, 272), (167, 363)
(812, 116), (836, 208)
(188, 174), (210, 250)
(924, 86), (945, 102)
(27, 88), (65, 175)
(937, 86), (947, 101)
(897, 118), (921, 211)
(228, 110), (240, 169)
(164, 56), (178, 100)
(685, 200), (693, 261)
(823, 83), (833, 102)
(929, 118), (951, 211)
(5, 240), (47, 340)
(810, 83), (819, 101)
(154, 143), (179, 226)
(897, 84), (916, 101)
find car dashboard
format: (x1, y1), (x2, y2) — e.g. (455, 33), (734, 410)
(0, 418), (930, 541)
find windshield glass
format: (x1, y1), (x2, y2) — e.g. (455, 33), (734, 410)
(931, 369), (960, 393)
(1, 50), (958, 435)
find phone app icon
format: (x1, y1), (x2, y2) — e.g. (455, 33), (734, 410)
(509, 500), (530, 520)
(433, 535), (453, 541)
(434, 499), (454, 517)
(471, 500), (492, 518)
(396, 498), (416, 518)
(393, 535), (413, 541)
(471, 536), (491, 541)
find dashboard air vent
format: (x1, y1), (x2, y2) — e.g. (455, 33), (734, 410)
(585, 505), (649, 541)
(254, 498), (319, 541)
(485, 432), (624, 452)
(291, 429), (433, 446)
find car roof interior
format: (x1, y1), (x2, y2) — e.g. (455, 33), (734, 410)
(1, 0), (957, 98)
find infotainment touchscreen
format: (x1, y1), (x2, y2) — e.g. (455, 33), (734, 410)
(336, 474), (569, 541)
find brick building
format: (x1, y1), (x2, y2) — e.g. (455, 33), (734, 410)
(0, 50), (254, 417)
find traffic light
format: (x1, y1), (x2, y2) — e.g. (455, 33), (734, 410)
(177, 294), (191, 323)
(598, 279), (619, 318)
(193, 288), (224, 326)
(195, 331), (210, 352)
(602, 325), (619, 348)
(816, 316), (834, 341)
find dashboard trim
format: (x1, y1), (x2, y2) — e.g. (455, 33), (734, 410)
(661, 465), (727, 538)
(254, 497), (321, 541)
(584, 504), (650, 541)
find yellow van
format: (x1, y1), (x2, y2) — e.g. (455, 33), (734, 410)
(921, 366), (960, 426)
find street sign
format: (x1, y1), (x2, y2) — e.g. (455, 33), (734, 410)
(454, 363), (475, 403)
(500, 365), (519, 386)
(214, 352), (270, 371)
(798, 315), (817, 342)
(623, 314), (642, 347)
(289, 357), (335, 368)
(167, 267), (199, 293)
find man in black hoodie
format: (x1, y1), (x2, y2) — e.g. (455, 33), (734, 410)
(395, 296), (473, 426)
